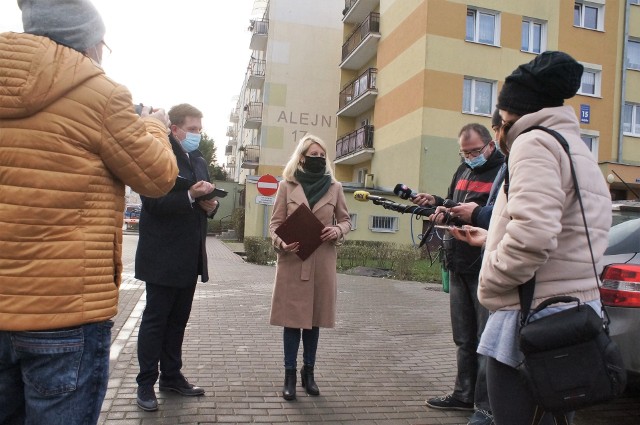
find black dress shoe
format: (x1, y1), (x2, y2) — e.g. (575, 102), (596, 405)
(159, 375), (205, 396)
(137, 385), (158, 411)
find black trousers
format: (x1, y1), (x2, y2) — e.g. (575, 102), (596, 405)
(136, 282), (197, 386)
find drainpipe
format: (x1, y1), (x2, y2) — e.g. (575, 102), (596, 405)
(618, 1), (630, 163)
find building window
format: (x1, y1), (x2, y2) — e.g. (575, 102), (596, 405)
(369, 216), (398, 233)
(357, 168), (368, 184)
(574, 1), (604, 31)
(623, 103), (640, 136)
(466, 8), (500, 46)
(577, 67), (601, 97)
(628, 39), (640, 70)
(580, 134), (599, 160)
(521, 18), (546, 54)
(463, 77), (496, 116)
(349, 213), (357, 230)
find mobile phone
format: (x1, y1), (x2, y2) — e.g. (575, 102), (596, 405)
(433, 224), (467, 231)
(197, 188), (228, 201)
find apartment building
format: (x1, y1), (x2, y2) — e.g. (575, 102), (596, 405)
(228, 0), (640, 242)
(225, 0), (343, 238)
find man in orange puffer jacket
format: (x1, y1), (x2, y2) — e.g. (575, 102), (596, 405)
(0, 1), (178, 424)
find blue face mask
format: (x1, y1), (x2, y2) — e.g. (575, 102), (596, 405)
(465, 154), (487, 169)
(180, 132), (201, 153)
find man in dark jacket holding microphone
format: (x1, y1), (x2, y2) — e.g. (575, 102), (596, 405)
(412, 123), (504, 425)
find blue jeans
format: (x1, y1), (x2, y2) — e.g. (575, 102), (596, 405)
(283, 327), (319, 369)
(0, 320), (113, 425)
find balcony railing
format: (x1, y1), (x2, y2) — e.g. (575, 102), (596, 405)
(225, 145), (234, 156)
(249, 19), (269, 51)
(341, 12), (380, 66)
(243, 102), (263, 129)
(247, 57), (266, 89)
(342, 0), (380, 24)
(229, 110), (239, 123)
(338, 68), (377, 116)
(240, 145), (260, 169)
(335, 125), (374, 161)
(226, 126), (237, 138)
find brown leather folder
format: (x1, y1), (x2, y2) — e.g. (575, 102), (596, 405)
(274, 203), (325, 261)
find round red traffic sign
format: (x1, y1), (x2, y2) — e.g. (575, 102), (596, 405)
(257, 174), (279, 196)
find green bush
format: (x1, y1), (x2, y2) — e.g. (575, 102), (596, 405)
(241, 237), (442, 284)
(232, 208), (245, 241)
(244, 237), (276, 265)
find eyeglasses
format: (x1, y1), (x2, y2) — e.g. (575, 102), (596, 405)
(101, 40), (112, 55)
(459, 142), (490, 158)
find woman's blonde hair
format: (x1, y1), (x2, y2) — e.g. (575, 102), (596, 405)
(282, 134), (335, 182)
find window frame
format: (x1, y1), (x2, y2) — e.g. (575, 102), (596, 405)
(580, 132), (599, 161)
(574, 1), (605, 31)
(369, 215), (399, 233)
(577, 66), (602, 97)
(521, 17), (547, 54)
(627, 38), (640, 71)
(623, 103), (640, 137)
(465, 7), (501, 46)
(462, 77), (497, 116)
(349, 213), (358, 231)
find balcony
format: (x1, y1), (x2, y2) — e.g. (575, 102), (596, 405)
(342, 0), (380, 24)
(225, 145), (234, 156)
(243, 102), (263, 129)
(225, 164), (236, 180)
(226, 126), (237, 138)
(240, 145), (260, 169)
(340, 12), (380, 70)
(247, 57), (266, 89)
(335, 124), (374, 165)
(229, 110), (239, 123)
(249, 19), (269, 51)
(337, 68), (377, 117)
(227, 137), (237, 146)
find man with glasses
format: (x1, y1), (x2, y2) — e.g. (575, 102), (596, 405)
(411, 123), (504, 425)
(134, 103), (220, 411)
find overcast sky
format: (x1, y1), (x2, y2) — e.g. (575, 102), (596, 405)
(0, 0), (260, 165)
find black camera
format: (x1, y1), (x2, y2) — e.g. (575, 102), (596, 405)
(134, 103), (152, 116)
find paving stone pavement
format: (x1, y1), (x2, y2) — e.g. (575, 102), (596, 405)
(98, 235), (640, 425)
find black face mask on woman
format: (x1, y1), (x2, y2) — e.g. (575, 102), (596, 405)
(303, 156), (326, 173)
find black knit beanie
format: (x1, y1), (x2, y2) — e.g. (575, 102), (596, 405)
(497, 51), (583, 116)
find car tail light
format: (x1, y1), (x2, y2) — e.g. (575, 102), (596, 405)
(600, 264), (640, 307)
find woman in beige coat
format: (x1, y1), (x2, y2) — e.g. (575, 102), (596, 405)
(269, 135), (351, 401)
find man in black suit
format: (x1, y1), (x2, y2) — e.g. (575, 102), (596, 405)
(134, 103), (220, 411)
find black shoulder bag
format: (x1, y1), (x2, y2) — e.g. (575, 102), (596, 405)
(504, 126), (627, 425)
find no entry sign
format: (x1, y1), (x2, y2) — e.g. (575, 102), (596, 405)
(257, 174), (278, 196)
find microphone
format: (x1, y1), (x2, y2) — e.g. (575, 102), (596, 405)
(393, 183), (417, 200)
(353, 190), (387, 202)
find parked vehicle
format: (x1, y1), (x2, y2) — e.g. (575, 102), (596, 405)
(124, 204), (141, 230)
(599, 201), (640, 376)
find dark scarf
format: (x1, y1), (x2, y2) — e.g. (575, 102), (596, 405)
(294, 169), (331, 209)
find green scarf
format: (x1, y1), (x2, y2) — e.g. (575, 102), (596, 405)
(294, 170), (332, 209)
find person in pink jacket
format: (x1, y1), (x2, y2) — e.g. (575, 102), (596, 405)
(269, 135), (351, 401)
(451, 51), (611, 425)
